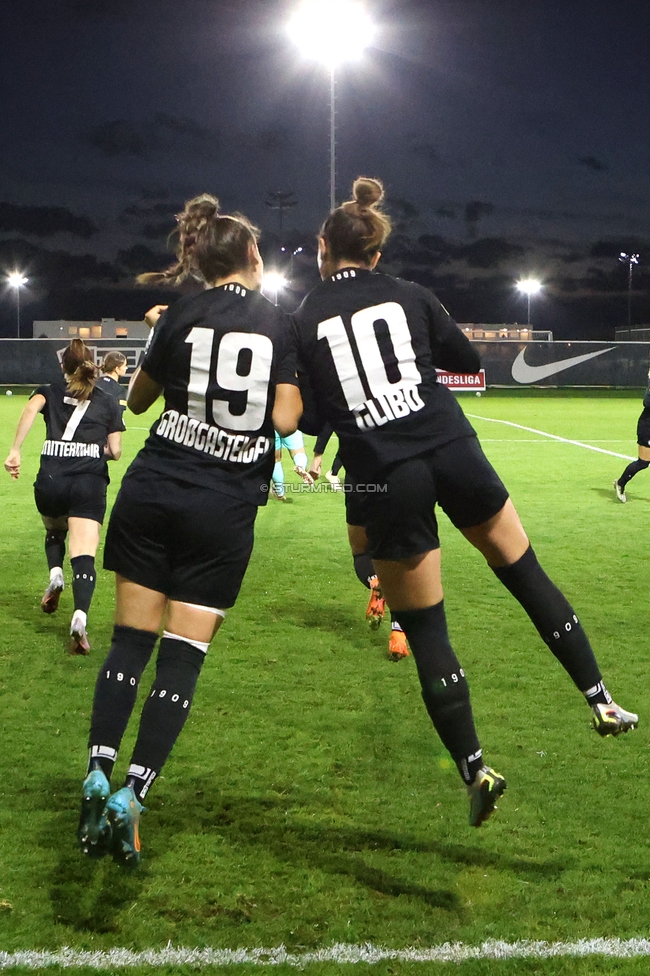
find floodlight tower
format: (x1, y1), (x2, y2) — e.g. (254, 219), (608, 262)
(516, 278), (542, 326)
(7, 272), (28, 338)
(619, 252), (640, 329)
(288, 0), (375, 211)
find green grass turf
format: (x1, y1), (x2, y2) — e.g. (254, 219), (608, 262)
(0, 390), (648, 975)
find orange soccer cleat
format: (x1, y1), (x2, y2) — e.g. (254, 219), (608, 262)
(365, 577), (385, 630)
(388, 627), (410, 661)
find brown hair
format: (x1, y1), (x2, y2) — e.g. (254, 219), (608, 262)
(102, 350), (127, 374)
(136, 193), (260, 287)
(61, 339), (97, 401)
(320, 177), (392, 265)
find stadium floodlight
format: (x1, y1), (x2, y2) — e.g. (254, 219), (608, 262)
(6, 272), (28, 338)
(288, 0), (376, 211)
(516, 278), (542, 326)
(262, 271), (288, 306)
(619, 252), (640, 329)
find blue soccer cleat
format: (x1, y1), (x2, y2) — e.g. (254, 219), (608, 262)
(105, 786), (144, 868)
(78, 768), (111, 858)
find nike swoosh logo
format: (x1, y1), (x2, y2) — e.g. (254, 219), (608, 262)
(511, 347), (615, 383)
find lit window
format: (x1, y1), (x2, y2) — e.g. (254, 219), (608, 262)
(91, 326), (102, 338)
(116, 327), (128, 337)
(79, 327), (90, 338)
(68, 326), (78, 336)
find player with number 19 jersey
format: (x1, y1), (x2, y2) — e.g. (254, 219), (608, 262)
(131, 283), (297, 505)
(293, 268), (480, 481)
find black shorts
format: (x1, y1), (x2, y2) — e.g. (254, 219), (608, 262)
(637, 408), (650, 448)
(104, 467), (256, 609)
(346, 436), (509, 560)
(34, 471), (108, 524)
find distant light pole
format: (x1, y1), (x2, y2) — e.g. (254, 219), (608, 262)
(619, 252), (639, 330)
(516, 278), (542, 326)
(7, 272), (28, 338)
(265, 190), (298, 236)
(288, 0), (375, 211)
(262, 271), (288, 306)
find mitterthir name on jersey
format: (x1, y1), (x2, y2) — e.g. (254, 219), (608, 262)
(352, 384), (426, 430)
(41, 440), (101, 459)
(156, 410), (270, 464)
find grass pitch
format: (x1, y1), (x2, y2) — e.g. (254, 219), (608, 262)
(0, 390), (648, 975)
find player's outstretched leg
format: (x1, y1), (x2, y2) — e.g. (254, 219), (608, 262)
(614, 459), (649, 502)
(392, 601), (506, 827)
(491, 545), (638, 735)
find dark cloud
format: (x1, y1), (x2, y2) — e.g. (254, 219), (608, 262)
(84, 120), (148, 157)
(410, 141), (440, 167)
(464, 201), (494, 238)
(590, 238), (647, 258)
(0, 238), (117, 284)
(141, 222), (174, 240)
(117, 244), (172, 275)
(83, 115), (219, 158)
(153, 113), (210, 141)
(577, 155), (608, 173)
(454, 238), (525, 270)
(0, 202), (97, 239)
(435, 207), (457, 220)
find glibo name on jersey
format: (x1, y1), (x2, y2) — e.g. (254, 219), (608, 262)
(156, 410), (270, 464)
(352, 384), (425, 430)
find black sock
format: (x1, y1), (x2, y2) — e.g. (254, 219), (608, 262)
(127, 636), (206, 802)
(45, 530), (66, 571)
(353, 551), (377, 588)
(392, 602), (483, 785)
(332, 454), (343, 477)
(618, 459), (650, 490)
(70, 554), (96, 614)
(88, 625), (158, 780)
(492, 545), (609, 704)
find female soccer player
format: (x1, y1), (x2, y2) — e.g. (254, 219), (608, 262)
(77, 193), (302, 867)
(613, 366), (650, 502)
(99, 351), (128, 419)
(3, 340), (124, 654)
(294, 177), (638, 828)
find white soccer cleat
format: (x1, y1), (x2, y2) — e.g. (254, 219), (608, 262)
(613, 480), (626, 503)
(294, 465), (314, 486)
(591, 701), (638, 737)
(41, 573), (64, 614)
(70, 610), (91, 656)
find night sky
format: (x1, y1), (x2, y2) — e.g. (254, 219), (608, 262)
(1, 0), (649, 338)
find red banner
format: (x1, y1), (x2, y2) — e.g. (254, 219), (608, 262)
(436, 369), (486, 392)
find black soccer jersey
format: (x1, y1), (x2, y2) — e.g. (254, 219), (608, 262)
(132, 284), (298, 505)
(293, 268), (480, 480)
(98, 374), (128, 418)
(33, 381), (125, 478)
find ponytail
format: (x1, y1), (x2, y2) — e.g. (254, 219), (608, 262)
(136, 193), (260, 287)
(61, 339), (97, 401)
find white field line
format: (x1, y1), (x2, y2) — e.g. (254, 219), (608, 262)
(466, 414), (635, 461)
(3, 939), (650, 969)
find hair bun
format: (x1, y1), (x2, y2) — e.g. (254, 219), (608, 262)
(352, 177), (384, 209)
